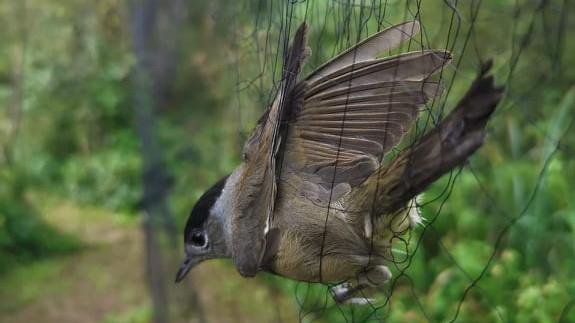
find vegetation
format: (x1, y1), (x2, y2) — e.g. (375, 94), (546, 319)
(0, 0), (574, 322)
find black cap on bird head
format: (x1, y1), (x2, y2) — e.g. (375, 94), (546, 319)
(175, 175), (229, 283)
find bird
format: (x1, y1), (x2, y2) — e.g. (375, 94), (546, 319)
(175, 20), (503, 304)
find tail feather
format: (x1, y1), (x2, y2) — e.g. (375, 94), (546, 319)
(357, 61), (504, 215)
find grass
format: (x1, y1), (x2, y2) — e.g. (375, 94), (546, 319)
(0, 192), (149, 323)
(103, 305), (152, 323)
(0, 257), (70, 313)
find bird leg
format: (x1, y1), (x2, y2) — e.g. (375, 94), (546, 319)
(330, 282), (368, 304)
(330, 265), (392, 304)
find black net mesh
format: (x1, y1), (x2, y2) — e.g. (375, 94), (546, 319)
(212, 0), (573, 321)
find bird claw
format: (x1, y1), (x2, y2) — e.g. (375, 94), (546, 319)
(330, 282), (352, 302)
(330, 283), (370, 304)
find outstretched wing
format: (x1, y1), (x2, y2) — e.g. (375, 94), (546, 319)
(231, 23), (309, 277)
(280, 21), (451, 205)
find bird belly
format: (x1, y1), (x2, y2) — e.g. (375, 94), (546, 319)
(267, 192), (382, 284)
(268, 228), (366, 284)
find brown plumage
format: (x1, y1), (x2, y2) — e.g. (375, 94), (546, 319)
(177, 21), (503, 303)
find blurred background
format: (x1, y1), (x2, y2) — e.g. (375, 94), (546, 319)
(0, 0), (574, 322)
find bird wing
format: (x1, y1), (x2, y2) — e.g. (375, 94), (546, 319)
(231, 23), (309, 277)
(279, 21), (451, 206)
(349, 61), (503, 216)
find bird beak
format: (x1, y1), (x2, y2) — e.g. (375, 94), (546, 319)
(175, 257), (196, 283)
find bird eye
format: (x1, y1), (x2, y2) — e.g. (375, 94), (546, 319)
(190, 231), (207, 248)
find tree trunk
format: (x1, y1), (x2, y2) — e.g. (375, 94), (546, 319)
(130, 0), (172, 322)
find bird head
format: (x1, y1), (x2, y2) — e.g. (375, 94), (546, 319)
(175, 175), (231, 283)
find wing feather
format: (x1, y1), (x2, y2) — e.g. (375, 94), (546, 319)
(232, 23), (309, 277)
(307, 21), (421, 83)
(282, 25), (451, 196)
(306, 50), (451, 98)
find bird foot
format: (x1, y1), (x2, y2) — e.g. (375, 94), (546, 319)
(330, 282), (369, 304)
(329, 266), (391, 304)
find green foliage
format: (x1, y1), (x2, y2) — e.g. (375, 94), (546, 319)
(60, 145), (141, 212)
(0, 186), (80, 273)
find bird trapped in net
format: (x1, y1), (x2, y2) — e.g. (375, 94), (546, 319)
(175, 20), (503, 305)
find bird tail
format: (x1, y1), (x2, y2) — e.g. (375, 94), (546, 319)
(354, 61), (504, 217)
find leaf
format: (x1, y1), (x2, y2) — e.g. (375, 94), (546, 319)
(544, 87), (575, 157)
